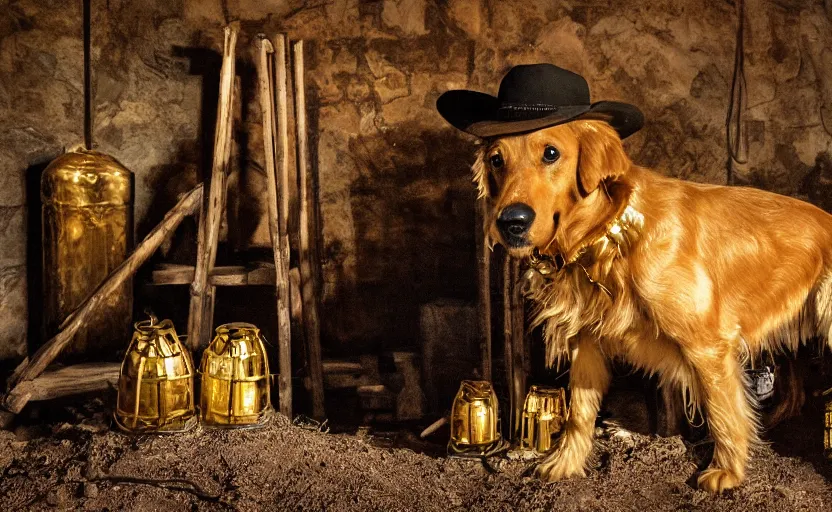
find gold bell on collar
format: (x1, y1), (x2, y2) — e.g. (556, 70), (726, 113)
(519, 385), (567, 454)
(115, 318), (196, 433)
(448, 380), (502, 455)
(199, 323), (272, 427)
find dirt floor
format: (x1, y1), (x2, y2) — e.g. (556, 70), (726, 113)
(1, 397), (831, 512)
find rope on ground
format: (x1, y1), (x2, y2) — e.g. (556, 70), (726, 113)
(726, 0), (748, 185)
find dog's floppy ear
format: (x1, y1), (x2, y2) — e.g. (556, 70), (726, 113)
(471, 144), (490, 199)
(574, 121), (632, 196)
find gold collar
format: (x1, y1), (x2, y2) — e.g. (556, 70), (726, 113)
(521, 205), (645, 298)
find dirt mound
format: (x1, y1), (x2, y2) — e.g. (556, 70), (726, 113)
(1, 406), (830, 511)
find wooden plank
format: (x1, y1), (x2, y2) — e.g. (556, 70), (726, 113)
(188, 22), (238, 351)
(244, 265), (278, 286)
(292, 39), (326, 420)
(5, 363), (120, 406)
(152, 265), (277, 286)
(475, 195), (492, 382)
(357, 384), (395, 410)
(3, 184), (203, 414)
(324, 373), (378, 389)
(321, 356), (380, 389)
(321, 360), (363, 374)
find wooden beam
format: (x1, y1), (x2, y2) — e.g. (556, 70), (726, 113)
(293, 39), (326, 420)
(188, 22), (238, 351)
(273, 33), (297, 421)
(5, 363), (120, 408)
(3, 184), (203, 414)
(258, 34), (293, 419)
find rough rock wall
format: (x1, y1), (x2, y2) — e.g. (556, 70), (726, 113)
(0, 0), (830, 360)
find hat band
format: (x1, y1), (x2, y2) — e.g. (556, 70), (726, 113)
(498, 103), (563, 121)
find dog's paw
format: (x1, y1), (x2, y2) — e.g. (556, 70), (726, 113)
(697, 467), (742, 493)
(535, 449), (587, 482)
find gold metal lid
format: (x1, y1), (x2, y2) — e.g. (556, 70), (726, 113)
(455, 380), (497, 401)
(41, 149), (133, 206)
(201, 322), (270, 381)
(523, 385), (566, 414)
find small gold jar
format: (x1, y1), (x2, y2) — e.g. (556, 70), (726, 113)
(519, 385), (567, 454)
(448, 380), (501, 455)
(115, 319), (196, 433)
(199, 323), (272, 427)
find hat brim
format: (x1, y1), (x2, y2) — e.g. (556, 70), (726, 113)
(436, 90), (644, 139)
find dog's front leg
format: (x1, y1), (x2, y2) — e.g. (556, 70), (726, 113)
(536, 336), (610, 481)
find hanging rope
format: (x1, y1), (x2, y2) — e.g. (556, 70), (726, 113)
(83, 0), (92, 150)
(726, 0), (748, 185)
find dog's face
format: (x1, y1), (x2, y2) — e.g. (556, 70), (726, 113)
(473, 120), (631, 258)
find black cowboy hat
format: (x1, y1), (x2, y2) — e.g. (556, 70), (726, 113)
(436, 64), (644, 139)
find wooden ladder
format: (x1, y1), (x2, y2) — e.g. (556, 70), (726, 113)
(150, 26), (325, 421)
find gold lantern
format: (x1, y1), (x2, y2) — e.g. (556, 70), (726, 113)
(115, 319), (196, 433)
(448, 380), (502, 455)
(42, 149), (133, 359)
(199, 323), (272, 427)
(824, 387), (832, 461)
(520, 385), (568, 454)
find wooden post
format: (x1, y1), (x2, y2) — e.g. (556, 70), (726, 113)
(502, 253), (526, 440)
(502, 252), (514, 438)
(188, 23), (239, 350)
(510, 258), (526, 437)
(475, 196), (492, 382)
(292, 40), (326, 420)
(4, 185), (204, 413)
(273, 34), (296, 419)
(257, 35), (293, 419)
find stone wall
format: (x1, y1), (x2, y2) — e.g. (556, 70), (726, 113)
(1, 0), (830, 361)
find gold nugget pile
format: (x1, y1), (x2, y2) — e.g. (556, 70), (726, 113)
(115, 318), (272, 433)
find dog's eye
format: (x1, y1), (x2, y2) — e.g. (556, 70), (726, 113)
(490, 153), (504, 169)
(542, 145), (560, 164)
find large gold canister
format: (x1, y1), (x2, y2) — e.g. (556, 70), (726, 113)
(42, 149), (133, 359)
(200, 323), (272, 427)
(115, 319), (196, 433)
(449, 380), (501, 454)
(520, 385), (568, 454)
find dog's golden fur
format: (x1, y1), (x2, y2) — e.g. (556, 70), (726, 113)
(474, 120), (832, 493)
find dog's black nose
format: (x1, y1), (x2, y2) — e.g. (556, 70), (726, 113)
(497, 203), (536, 246)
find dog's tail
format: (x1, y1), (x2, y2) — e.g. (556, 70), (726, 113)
(765, 358), (806, 427)
(815, 267), (832, 352)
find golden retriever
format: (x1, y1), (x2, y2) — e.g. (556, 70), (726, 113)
(473, 119), (832, 493)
